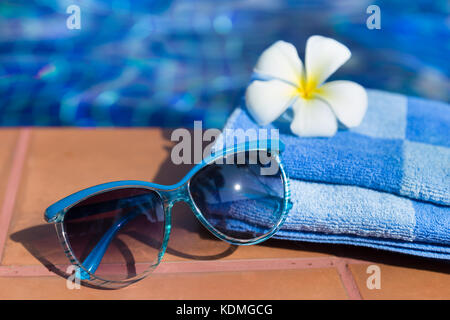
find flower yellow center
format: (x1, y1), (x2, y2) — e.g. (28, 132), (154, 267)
(297, 77), (319, 100)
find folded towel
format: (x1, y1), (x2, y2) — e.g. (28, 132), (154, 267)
(217, 89), (450, 260)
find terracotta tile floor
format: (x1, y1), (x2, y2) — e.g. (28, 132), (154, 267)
(0, 128), (448, 299)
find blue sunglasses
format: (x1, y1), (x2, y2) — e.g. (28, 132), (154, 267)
(45, 140), (292, 288)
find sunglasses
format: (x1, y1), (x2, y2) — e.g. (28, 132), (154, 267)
(45, 140), (292, 288)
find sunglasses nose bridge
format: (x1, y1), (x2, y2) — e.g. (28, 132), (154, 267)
(161, 183), (190, 207)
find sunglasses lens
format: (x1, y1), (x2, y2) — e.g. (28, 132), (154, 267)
(63, 188), (165, 281)
(189, 150), (285, 241)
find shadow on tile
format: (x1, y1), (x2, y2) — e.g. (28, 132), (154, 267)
(9, 224), (115, 290)
(8, 208), (238, 290)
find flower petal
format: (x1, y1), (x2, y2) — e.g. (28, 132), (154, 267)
(245, 79), (297, 125)
(316, 80), (368, 128)
(290, 97), (337, 137)
(254, 40), (304, 86)
(305, 35), (351, 87)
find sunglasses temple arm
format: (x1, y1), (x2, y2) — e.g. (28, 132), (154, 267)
(77, 211), (140, 280)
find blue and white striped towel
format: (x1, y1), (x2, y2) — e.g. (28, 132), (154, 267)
(218, 89), (450, 260)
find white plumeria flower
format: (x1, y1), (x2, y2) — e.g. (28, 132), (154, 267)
(245, 36), (368, 137)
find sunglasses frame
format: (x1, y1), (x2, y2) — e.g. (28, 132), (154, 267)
(44, 140), (292, 289)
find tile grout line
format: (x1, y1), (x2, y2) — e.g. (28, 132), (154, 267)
(334, 258), (363, 300)
(0, 129), (31, 264)
(0, 257), (339, 277)
(156, 256), (336, 274)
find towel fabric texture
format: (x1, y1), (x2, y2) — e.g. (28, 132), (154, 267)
(217, 89), (450, 260)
